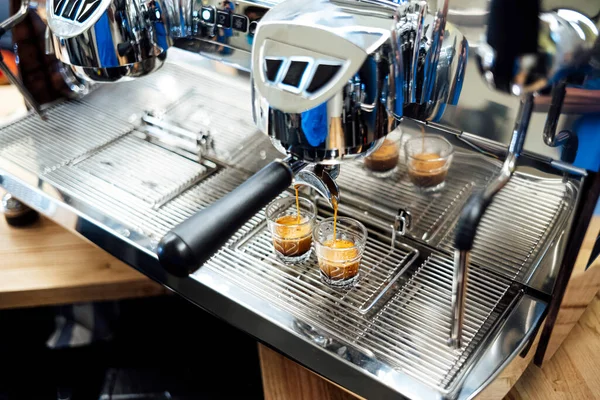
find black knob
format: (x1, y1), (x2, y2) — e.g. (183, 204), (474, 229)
(249, 21), (258, 36)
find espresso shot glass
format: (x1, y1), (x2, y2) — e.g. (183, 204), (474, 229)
(364, 138), (400, 178)
(266, 197), (316, 264)
(313, 217), (368, 288)
(404, 135), (454, 193)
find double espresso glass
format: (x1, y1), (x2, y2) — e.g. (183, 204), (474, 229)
(364, 133), (454, 193)
(266, 196), (368, 289)
(266, 197), (316, 264)
(404, 135), (454, 192)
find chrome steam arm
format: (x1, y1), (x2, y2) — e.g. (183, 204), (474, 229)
(449, 0), (599, 348)
(448, 0), (542, 349)
(449, 94), (534, 348)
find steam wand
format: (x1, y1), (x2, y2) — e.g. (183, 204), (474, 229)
(449, 93), (534, 348)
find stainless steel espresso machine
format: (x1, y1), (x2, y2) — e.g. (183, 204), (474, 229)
(1, 0), (600, 398)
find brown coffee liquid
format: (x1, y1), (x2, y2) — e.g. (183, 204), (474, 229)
(319, 239), (360, 280)
(273, 215), (312, 257)
(409, 153), (447, 187)
(320, 198), (360, 281)
(364, 139), (399, 172)
(294, 185), (301, 223)
(332, 197), (338, 242)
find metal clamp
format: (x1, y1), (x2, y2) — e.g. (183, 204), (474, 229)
(392, 208), (412, 244)
(141, 111), (214, 158)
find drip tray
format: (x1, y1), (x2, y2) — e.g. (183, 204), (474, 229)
(233, 210), (420, 315)
(72, 135), (219, 209)
(208, 194), (517, 393)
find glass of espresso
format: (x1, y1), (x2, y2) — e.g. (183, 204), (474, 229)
(313, 217), (368, 288)
(404, 135), (454, 192)
(364, 138), (400, 178)
(266, 196), (316, 264)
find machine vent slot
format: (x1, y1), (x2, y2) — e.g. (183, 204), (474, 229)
(62, 0), (83, 20)
(54, 0), (68, 15)
(281, 61), (308, 88)
(264, 58), (283, 82)
(77, 0), (103, 22)
(306, 63), (341, 94)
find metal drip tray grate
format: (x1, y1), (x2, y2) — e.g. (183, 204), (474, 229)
(74, 135), (218, 208)
(161, 90), (259, 162)
(357, 253), (513, 391)
(80, 63), (258, 163)
(44, 165), (249, 240)
(203, 202), (515, 393)
(0, 101), (133, 174)
(440, 174), (576, 281)
(338, 152), (498, 245)
(233, 204), (420, 314)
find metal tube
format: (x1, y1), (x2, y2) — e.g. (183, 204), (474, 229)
(449, 93), (534, 349)
(0, 57), (45, 119)
(449, 249), (469, 348)
(0, 0), (30, 32)
(543, 81), (570, 147)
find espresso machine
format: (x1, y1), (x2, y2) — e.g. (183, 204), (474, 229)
(1, 0), (600, 398)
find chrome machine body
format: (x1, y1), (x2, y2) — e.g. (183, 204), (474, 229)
(251, 0), (467, 163)
(1, 0), (600, 399)
(47, 0), (171, 82)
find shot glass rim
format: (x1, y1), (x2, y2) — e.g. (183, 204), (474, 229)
(404, 134), (455, 164)
(266, 196), (316, 229)
(365, 138), (400, 161)
(407, 158), (452, 174)
(313, 216), (368, 250)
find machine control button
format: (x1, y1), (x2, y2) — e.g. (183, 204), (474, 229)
(216, 10), (231, 28)
(232, 14), (248, 32)
(201, 6), (216, 24)
(248, 20), (258, 36)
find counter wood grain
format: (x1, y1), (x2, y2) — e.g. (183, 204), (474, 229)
(0, 191), (166, 309)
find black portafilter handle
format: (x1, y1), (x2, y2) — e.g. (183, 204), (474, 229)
(158, 161), (293, 277)
(453, 191), (494, 252)
(484, 0), (540, 93)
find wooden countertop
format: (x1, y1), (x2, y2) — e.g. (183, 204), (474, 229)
(0, 190), (166, 309)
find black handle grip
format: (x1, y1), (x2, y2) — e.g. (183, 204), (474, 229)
(454, 191), (494, 251)
(158, 161), (293, 277)
(486, 0), (540, 92)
